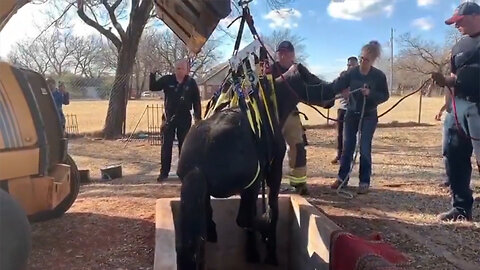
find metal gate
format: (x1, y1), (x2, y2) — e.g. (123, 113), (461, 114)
(147, 104), (164, 145)
(65, 114), (79, 135)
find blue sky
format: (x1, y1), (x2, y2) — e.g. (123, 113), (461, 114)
(0, 0), (475, 81)
(216, 0), (473, 80)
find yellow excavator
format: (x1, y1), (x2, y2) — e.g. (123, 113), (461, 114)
(1, 1), (82, 269)
(1, 0), (81, 216)
(1, 0), (230, 269)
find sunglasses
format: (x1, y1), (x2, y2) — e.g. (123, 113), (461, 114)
(360, 56), (371, 63)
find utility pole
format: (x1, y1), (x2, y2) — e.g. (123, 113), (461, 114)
(390, 28), (394, 92)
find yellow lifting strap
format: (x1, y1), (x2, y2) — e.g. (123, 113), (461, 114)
(204, 70), (278, 142)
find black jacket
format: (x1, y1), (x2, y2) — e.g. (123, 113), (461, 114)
(333, 66), (389, 114)
(149, 74), (202, 123)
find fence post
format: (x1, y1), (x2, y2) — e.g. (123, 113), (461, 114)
(326, 108), (330, 125)
(418, 91), (423, 124)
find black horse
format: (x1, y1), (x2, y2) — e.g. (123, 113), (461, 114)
(176, 63), (336, 269)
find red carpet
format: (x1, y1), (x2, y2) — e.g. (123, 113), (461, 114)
(329, 230), (409, 270)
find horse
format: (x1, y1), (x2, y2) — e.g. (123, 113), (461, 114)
(175, 63), (336, 269)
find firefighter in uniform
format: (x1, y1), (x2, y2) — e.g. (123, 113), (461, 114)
(271, 41), (309, 195)
(432, 2), (480, 221)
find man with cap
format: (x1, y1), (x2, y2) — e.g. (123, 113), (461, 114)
(431, 1), (480, 221)
(331, 56), (359, 164)
(270, 40), (309, 195)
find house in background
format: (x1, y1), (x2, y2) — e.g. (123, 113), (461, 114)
(197, 62), (229, 100)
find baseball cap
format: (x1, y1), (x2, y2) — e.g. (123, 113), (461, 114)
(445, 2), (480, 25)
(276, 40), (294, 52)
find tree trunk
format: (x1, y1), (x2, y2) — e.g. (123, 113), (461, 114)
(103, 45), (135, 139)
(99, 0), (153, 139)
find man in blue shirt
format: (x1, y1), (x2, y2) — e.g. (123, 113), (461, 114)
(47, 79), (70, 130)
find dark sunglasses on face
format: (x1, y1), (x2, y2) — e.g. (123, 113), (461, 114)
(360, 56), (371, 63)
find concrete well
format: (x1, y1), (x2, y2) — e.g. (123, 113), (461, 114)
(154, 194), (341, 270)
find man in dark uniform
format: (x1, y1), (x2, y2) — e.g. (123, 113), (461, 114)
(270, 40), (309, 195)
(331, 56), (358, 164)
(431, 2), (480, 221)
(150, 59), (202, 182)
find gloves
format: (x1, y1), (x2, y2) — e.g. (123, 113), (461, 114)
(431, 72), (446, 87)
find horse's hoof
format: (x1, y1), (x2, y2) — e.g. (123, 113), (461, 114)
(264, 254), (278, 266)
(246, 251), (261, 263)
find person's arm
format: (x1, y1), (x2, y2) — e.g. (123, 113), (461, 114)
(190, 79), (202, 121)
(149, 73), (168, 92)
(366, 71), (389, 105)
(333, 69), (351, 94)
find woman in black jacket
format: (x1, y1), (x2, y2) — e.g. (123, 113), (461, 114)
(330, 41), (390, 194)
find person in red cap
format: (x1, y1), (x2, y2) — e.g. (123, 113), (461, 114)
(431, 1), (480, 222)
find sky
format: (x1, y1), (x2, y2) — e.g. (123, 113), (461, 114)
(0, 0), (477, 81)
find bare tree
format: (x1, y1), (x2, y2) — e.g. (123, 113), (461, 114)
(70, 35), (116, 78)
(55, 0), (155, 138)
(397, 32), (450, 74)
(396, 32), (451, 96)
(41, 30), (76, 76)
(8, 38), (51, 76)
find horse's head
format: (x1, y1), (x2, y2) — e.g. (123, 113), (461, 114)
(273, 63), (336, 125)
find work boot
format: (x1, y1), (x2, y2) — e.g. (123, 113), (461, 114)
(293, 183), (309, 196)
(331, 157), (339, 164)
(357, 183), (370, 194)
(156, 173), (168, 182)
(437, 208), (472, 222)
(330, 178), (348, 189)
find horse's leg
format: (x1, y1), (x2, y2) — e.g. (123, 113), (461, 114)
(205, 195), (217, 243)
(236, 184), (261, 263)
(264, 148), (285, 265)
(177, 167), (207, 270)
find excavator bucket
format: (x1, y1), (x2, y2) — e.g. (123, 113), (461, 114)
(0, 0), (29, 32)
(153, 0), (231, 54)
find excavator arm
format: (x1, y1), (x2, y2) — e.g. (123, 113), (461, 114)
(0, 0), (30, 32)
(153, 0), (231, 54)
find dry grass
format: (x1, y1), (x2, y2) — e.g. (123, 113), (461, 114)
(63, 95), (445, 133)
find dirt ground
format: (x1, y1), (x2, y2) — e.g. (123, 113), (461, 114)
(27, 124), (480, 270)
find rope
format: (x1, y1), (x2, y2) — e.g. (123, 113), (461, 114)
(304, 79), (433, 123)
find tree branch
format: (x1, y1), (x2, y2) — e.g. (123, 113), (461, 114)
(102, 0), (127, 41)
(112, 0), (123, 10)
(32, 2), (74, 44)
(76, 0), (122, 50)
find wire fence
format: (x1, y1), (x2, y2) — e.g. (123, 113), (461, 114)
(52, 72), (445, 137)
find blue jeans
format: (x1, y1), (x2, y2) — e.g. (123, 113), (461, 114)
(443, 97), (480, 213)
(338, 110), (378, 185)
